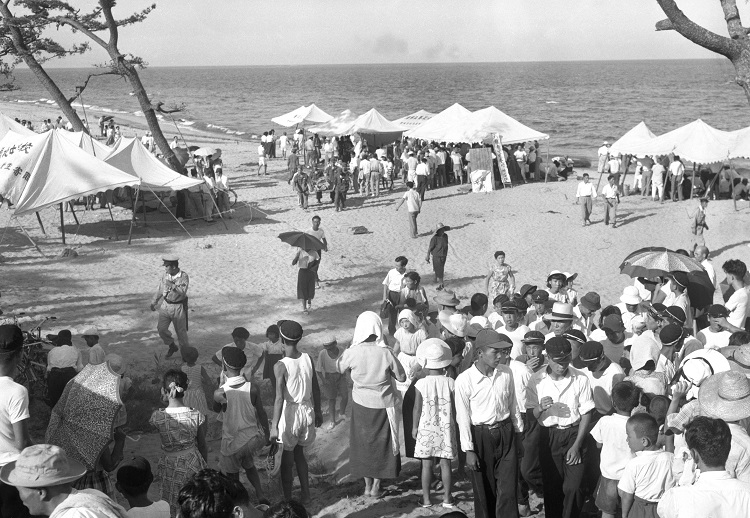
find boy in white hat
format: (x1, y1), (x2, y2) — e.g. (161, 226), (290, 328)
(615, 286), (644, 334)
(81, 326), (105, 366)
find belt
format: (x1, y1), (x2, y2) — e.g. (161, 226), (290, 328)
(547, 421), (580, 430)
(580, 195), (591, 198)
(473, 418), (511, 430)
(165, 299), (186, 305)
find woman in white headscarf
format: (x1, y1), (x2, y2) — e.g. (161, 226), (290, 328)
(337, 311), (406, 498)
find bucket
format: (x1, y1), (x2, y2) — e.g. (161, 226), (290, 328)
(623, 184), (630, 196)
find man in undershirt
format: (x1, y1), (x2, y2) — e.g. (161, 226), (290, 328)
(500, 300), (531, 360)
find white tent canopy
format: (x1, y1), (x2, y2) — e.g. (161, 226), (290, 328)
(104, 137), (203, 192)
(307, 109), (358, 136)
(405, 103), (472, 141)
(0, 114), (34, 140)
(727, 126), (750, 160)
(393, 109), (436, 129)
(57, 130), (113, 158)
(457, 106), (549, 144)
(340, 108), (406, 135)
(609, 122), (657, 156)
(271, 104), (333, 127)
(0, 130), (140, 216)
(618, 119), (735, 164)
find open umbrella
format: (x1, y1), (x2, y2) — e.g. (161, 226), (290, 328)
(278, 231), (324, 251)
(619, 247), (704, 279)
(193, 147), (216, 157)
(45, 363), (123, 471)
(685, 269), (714, 310)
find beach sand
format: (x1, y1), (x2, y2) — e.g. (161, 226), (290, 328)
(2, 99), (750, 517)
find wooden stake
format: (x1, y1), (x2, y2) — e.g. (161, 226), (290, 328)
(35, 212), (46, 235)
(107, 205), (118, 241)
(68, 202), (79, 225)
(18, 222), (46, 257)
(128, 189), (139, 245)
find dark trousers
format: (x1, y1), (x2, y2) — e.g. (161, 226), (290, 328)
(470, 421), (518, 518)
(416, 175), (427, 201)
(334, 190), (346, 210)
(539, 425), (586, 518)
(518, 412), (543, 505)
(386, 290), (400, 335)
(176, 190), (187, 219)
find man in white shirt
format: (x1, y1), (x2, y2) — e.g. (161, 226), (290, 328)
(668, 155), (685, 202)
(382, 256), (408, 335)
(597, 141), (609, 175)
(694, 245), (717, 294)
(306, 216), (328, 288)
(577, 341), (625, 416)
(415, 157), (429, 201)
(527, 337), (595, 518)
(651, 159), (666, 201)
(601, 174), (620, 228)
(575, 173), (597, 226)
(395, 182), (422, 238)
(500, 300), (531, 360)
(455, 330), (523, 518)
(658, 417), (750, 518)
(723, 259), (749, 330)
(278, 132), (288, 159)
(514, 145), (528, 182)
(614, 286), (644, 334)
(606, 153), (621, 186)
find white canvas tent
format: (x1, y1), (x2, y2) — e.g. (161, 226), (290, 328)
(618, 119), (735, 164)
(405, 103), (472, 141)
(57, 130), (113, 158)
(393, 109), (436, 129)
(308, 110), (358, 136)
(0, 114), (34, 140)
(271, 104), (333, 127)
(339, 108), (405, 148)
(727, 126), (750, 160)
(456, 106), (549, 144)
(609, 122), (657, 156)
(104, 137), (203, 191)
(0, 130), (140, 216)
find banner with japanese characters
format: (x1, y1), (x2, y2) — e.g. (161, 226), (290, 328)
(0, 132), (47, 206)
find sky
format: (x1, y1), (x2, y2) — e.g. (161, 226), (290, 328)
(27, 0), (746, 67)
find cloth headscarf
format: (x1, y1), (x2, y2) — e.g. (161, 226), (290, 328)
(352, 311), (386, 348)
(397, 309), (421, 331)
(630, 334), (661, 372)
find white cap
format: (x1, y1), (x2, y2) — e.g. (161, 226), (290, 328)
(80, 326), (99, 337)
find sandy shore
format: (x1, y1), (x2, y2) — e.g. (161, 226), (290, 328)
(2, 98), (750, 517)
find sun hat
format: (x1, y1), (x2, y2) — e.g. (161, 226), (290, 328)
(433, 290), (460, 307)
(706, 304), (729, 318)
(545, 336), (572, 362)
(439, 311), (468, 338)
(546, 302), (575, 322)
(162, 255), (179, 264)
(603, 141), (609, 145)
(630, 315), (646, 334)
(222, 347), (247, 370)
(532, 291), (549, 303)
(518, 284), (537, 298)
(434, 223), (451, 234)
(475, 329), (513, 350)
(278, 320), (304, 342)
(416, 338), (454, 370)
(469, 315), (490, 329)
(630, 334), (661, 371)
(579, 341), (604, 362)
(620, 286), (642, 305)
(547, 270), (566, 282)
(579, 292), (601, 312)
(466, 323), (484, 339)
(602, 314), (625, 333)
(678, 349), (731, 400)
(563, 272), (578, 282)
(670, 271), (688, 289)
(0, 325), (24, 353)
(730, 345), (750, 375)
(563, 329), (587, 344)
(105, 354), (126, 375)
(80, 326), (99, 337)
(522, 330), (546, 345)
(0, 445), (86, 488)
(698, 371), (750, 421)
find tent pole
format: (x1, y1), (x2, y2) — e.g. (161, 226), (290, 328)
(59, 203), (66, 245)
(209, 190), (228, 230)
(128, 188), (139, 245)
(68, 202), (79, 226)
(35, 212), (46, 235)
(17, 221), (46, 257)
(142, 194), (147, 226)
(107, 205), (118, 241)
(691, 163), (697, 199)
(144, 185), (193, 238)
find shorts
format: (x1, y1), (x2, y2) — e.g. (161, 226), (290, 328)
(259, 157), (266, 166)
(594, 475), (620, 514)
(278, 402), (316, 451)
(319, 372), (348, 400)
(220, 434), (265, 474)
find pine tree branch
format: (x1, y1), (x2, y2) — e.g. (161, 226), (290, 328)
(655, 0), (739, 58)
(66, 69), (119, 103)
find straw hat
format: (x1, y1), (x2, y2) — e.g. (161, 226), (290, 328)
(620, 286), (642, 306)
(546, 302), (575, 322)
(80, 326), (99, 337)
(434, 223), (451, 234)
(416, 338), (453, 369)
(579, 292), (601, 312)
(433, 290), (460, 307)
(729, 344), (750, 375)
(438, 311), (468, 338)
(698, 371), (750, 421)
(0, 445), (86, 488)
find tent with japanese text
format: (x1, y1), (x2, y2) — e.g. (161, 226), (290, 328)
(0, 130), (140, 216)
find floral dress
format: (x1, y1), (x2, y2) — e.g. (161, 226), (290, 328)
(149, 407), (207, 516)
(413, 375), (456, 460)
(488, 263), (514, 303)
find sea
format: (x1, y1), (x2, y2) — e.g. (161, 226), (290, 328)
(4, 59), (749, 161)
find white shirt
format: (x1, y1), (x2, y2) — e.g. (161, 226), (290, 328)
(701, 259), (717, 291)
(0, 377), (29, 467)
(608, 158), (621, 173)
(382, 268), (405, 292)
(508, 359), (532, 411)
(455, 364), (523, 452)
(51, 489), (123, 518)
(728, 422), (750, 483)
(584, 361), (625, 415)
(726, 287), (749, 328)
(402, 189), (421, 213)
(126, 500), (170, 518)
(526, 367), (595, 428)
(617, 450), (675, 501)
(669, 160), (685, 178)
(657, 471), (750, 518)
(505, 325), (531, 359)
(697, 327), (732, 350)
(598, 145), (609, 157)
(602, 184), (619, 199)
(590, 414), (633, 479)
(306, 227), (326, 245)
(576, 182), (597, 198)
(257, 144), (265, 157)
(47, 345), (83, 372)
(415, 162), (429, 177)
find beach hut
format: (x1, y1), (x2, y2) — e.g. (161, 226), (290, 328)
(308, 109), (359, 136)
(393, 109), (436, 130)
(271, 104), (333, 127)
(620, 119), (734, 164)
(609, 122), (657, 156)
(405, 103), (472, 141)
(339, 108), (406, 148)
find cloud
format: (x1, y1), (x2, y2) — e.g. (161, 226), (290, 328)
(372, 33), (409, 57)
(420, 41), (461, 62)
